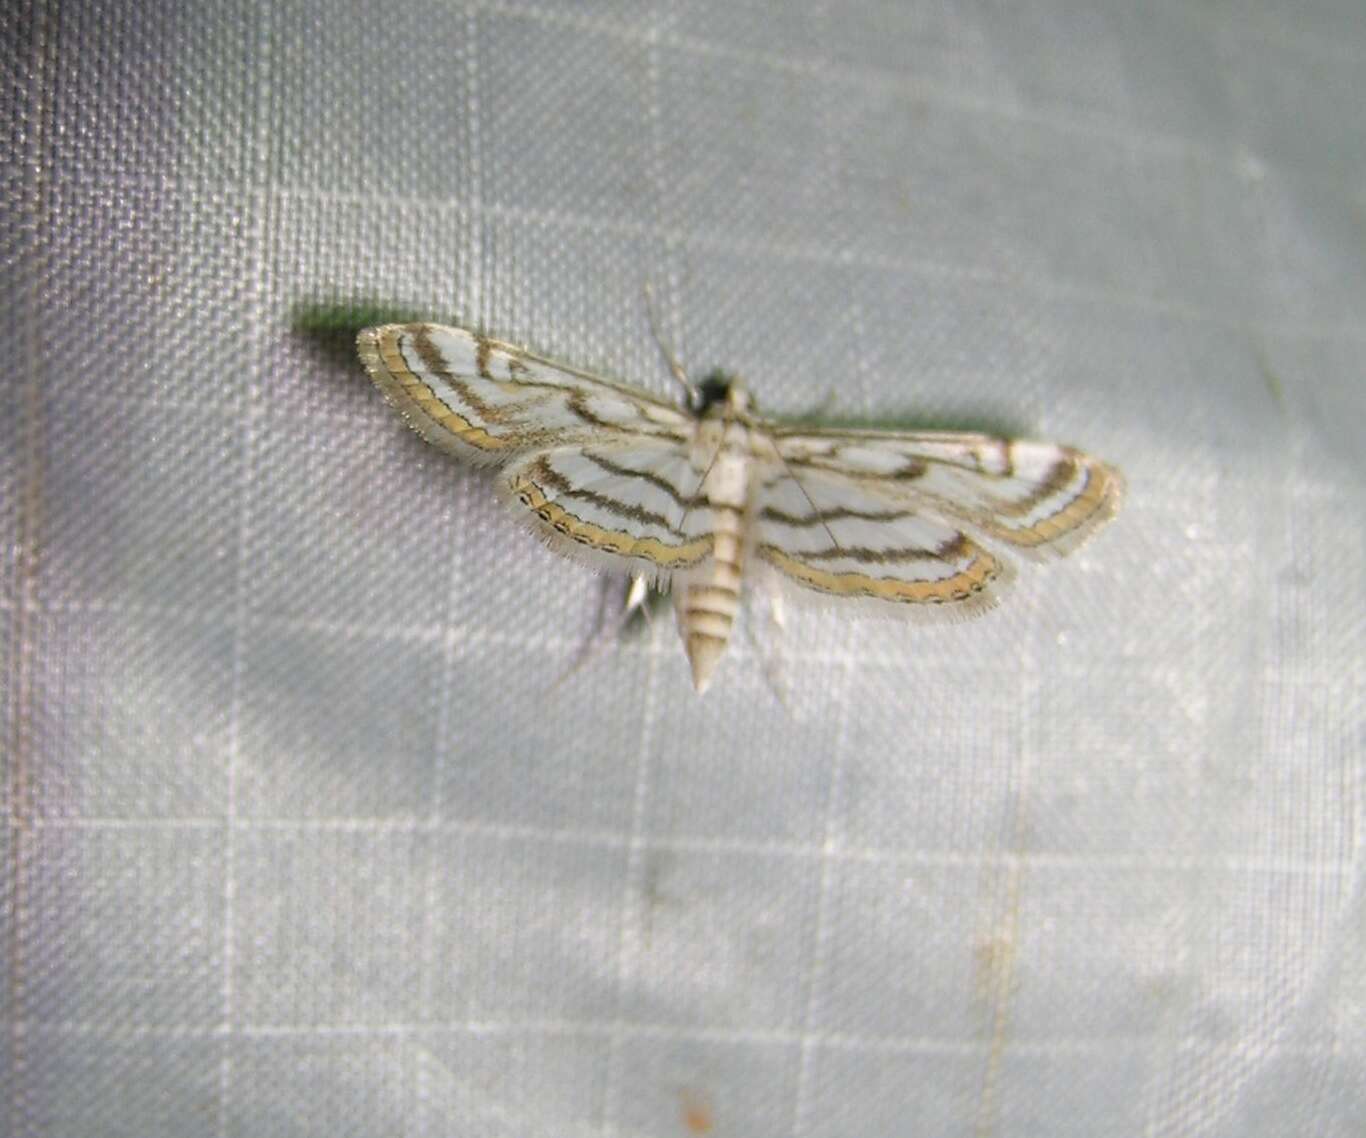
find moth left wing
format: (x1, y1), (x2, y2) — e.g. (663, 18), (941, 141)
(358, 323), (694, 464)
(502, 441), (716, 583)
(771, 427), (1123, 560)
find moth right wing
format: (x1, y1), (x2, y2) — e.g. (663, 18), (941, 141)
(771, 428), (1123, 560)
(358, 323), (695, 464)
(754, 427), (1121, 617)
(753, 456), (1014, 619)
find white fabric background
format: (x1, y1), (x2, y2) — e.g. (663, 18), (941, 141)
(3, 1), (1364, 1135)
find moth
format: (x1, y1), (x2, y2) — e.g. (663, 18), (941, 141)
(358, 323), (1123, 692)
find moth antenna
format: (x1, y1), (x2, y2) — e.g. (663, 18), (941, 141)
(643, 282), (698, 403)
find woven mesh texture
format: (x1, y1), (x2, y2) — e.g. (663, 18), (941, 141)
(3, 1), (1364, 1135)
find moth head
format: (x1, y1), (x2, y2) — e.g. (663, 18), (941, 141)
(693, 370), (754, 416)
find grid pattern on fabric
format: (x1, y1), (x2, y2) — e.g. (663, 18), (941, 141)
(3, 1), (1364, 1136)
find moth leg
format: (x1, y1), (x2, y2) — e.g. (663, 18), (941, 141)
(623, 573), (652, 627)
(767, 586), (787, 634)
(741, 578), (793, 712)
(549, 574), (657, 694)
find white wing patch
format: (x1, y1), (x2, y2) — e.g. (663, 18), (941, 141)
(358, 323), (1124, 692)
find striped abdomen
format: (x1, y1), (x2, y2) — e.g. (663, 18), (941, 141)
(677, 522), (744, 693)
(676, 422), (752, 693)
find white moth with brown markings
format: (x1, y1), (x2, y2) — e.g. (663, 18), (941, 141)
(358, 323), (1123, 693)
